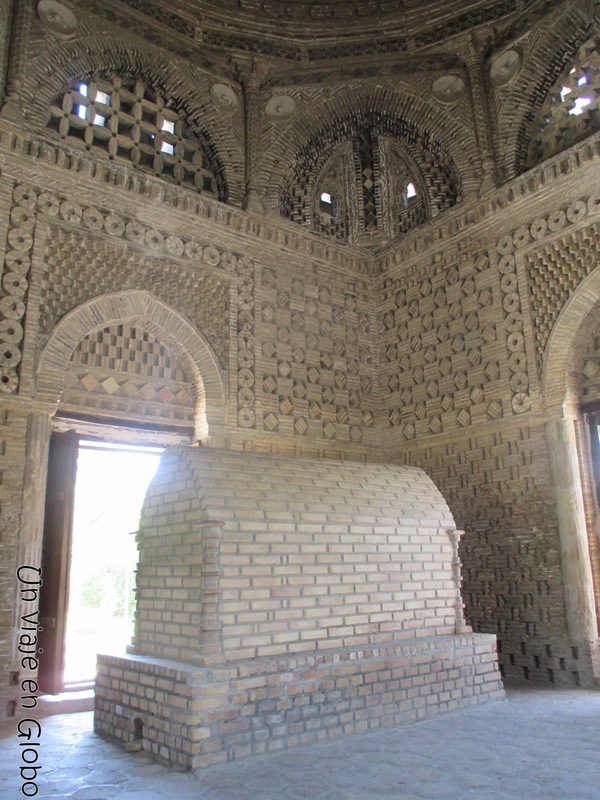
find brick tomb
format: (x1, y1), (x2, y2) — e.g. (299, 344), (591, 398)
(94, 448), (504, 768)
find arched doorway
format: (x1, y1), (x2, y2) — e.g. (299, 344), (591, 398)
(34, 291), (226, 694)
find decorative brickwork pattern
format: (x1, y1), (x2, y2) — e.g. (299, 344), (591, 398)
(235, 256), (257, 430)
(524, 216), (600, 373)
(40, 225), (230, 370)
(48, 74), (227, 200)
(0, 184), (36, 393)
(494, 234), (531, 415)
(256, 264), (378, 444)
(379, 248), (506, 439)
(495, 0), (599, 180)
(61, 325), (194, 427)
(580, 323), (600, 401)
(391, 421), (597, 686)
(281, 111), (459, 244)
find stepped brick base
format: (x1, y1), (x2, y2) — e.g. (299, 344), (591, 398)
(95, 632), (504, 770)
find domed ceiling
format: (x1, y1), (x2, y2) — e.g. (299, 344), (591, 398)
(197, 0), (555, 50)
(117, 0), (561, 64)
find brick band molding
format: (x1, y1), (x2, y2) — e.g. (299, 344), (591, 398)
(35, 290), (226, 442)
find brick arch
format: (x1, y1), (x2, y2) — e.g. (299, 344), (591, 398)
(18, 34), (244, 205)
(260, 85), (480, 208)
(542, 267), (600, 411)
(494, 0), (599, 181)
(36, 291), (227, 443)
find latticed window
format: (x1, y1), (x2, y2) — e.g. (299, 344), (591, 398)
(528, 36), (600, 167)
(48, 75), (226, 199)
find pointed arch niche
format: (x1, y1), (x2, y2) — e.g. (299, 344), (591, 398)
(36, 291), (227, 445)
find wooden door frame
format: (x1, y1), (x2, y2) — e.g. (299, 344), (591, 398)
(37, 429), (79, 695)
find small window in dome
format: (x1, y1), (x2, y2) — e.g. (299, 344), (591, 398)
(319, 191), (335, 215)
(95, 90), (111, 105)
(93, 114), (106, 126)
(569, 97), (592, 116)
(161, 141), (174, 155)
(406, 182), (417, 199)
(162, 119), (175, 134)
(78, 83), (88, 97)
(560, 85), (572, 101)
(76, 104), (87, 120)
(578, 75), (589, 86)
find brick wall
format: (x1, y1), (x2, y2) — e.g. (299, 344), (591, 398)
(133, 448), (458, 663)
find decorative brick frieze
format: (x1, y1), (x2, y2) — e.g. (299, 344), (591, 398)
(0, 183), (36, 393)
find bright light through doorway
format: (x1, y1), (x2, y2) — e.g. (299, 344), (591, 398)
(63, 440), (163, 686)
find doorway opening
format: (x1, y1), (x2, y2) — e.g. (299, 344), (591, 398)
(37, 419), (189, 696)
(63, 439), (163, 688)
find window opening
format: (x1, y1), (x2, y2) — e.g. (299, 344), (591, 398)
(48, 74), (223, 197)
(319, 190), (336, 216)
(569, 96), (593, 116)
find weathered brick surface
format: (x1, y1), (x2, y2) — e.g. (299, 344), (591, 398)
(96, 633), (503, 770)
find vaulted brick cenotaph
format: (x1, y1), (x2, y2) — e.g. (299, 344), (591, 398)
(95, 447), (504, 769)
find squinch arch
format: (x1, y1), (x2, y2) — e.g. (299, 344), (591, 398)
(36, 291), (226, 443)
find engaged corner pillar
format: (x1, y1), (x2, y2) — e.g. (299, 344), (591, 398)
(194, 519), (226, 665)
(447, 529), (472, 634)
(545, 417), (598, 644)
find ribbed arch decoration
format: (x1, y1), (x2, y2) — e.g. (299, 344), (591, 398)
(280, 110), (459, 245)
